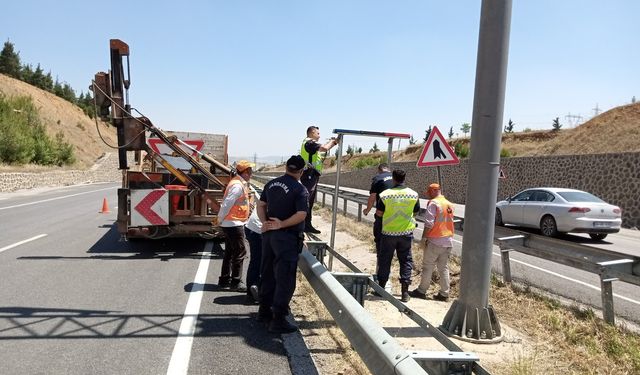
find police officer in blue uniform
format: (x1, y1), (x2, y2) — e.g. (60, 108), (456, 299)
(256, 155), (309, 333)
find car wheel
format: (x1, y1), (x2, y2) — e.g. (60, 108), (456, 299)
(495, 208), (504, 226)
(540, 215), (558, 237)
(589, 233), (608, 241)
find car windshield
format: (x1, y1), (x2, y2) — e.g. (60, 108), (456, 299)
(557, 191), (605, 203)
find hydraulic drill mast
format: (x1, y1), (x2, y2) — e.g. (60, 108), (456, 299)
(91, 39), (232, 239)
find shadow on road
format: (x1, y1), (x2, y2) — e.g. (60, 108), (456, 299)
(0, 305), (285, 355)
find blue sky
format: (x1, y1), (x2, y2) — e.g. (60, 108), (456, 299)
(2, 1), (639, 161)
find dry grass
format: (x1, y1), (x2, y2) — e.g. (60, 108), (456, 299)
(490, 280), (640, 374)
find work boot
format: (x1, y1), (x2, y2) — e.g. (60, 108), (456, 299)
(304, 225), (321, 234)
(408, 288), (427, 299)
(256, 305), (271, 323)
(218, 276), (231, 289)
(432, 293), (449, 302)
(230, 279), (247, 293)
(401, 283), (411, 303)
(268, 315), (298, 334)
(249, 285), (260, 302)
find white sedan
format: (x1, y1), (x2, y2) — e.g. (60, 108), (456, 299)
(495, 187), (622, 240)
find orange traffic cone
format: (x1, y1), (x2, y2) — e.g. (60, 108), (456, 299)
(100, 198), (110, 213)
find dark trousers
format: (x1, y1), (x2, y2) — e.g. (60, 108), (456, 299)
(301, 170), (319, 229)
(244, 227), (262, 289)
(259, 230), (301, 316)
(220, 226), (247, 281)
(373, 215), (383, 273)
(377, 235), (413, 285)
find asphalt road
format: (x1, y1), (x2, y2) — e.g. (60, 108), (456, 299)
(316, 184), (640, 324)
(0, 183), (311, 375)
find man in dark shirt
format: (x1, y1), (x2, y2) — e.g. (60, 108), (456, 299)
(256, 155), (309, 333)
(362, 163), (394, 268)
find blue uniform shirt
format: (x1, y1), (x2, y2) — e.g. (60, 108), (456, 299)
(369, 171), (393, 208)
(260, 174), (309, 232)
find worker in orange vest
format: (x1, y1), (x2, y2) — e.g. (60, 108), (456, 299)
(218, 160), (255, 292)
(409, 183), (454, 301)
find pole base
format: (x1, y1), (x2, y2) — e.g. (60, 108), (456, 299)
(440, 299), (503, 344)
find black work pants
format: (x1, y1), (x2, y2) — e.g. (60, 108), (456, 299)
(301, 169), (319, 229)
(259, 230), (301, 316)
(373, 215), (383, 273)
(220, 226), (247, 281)
(377, 234), (413, 285)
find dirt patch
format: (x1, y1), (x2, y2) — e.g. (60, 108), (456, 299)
(0, 73), (117, 170)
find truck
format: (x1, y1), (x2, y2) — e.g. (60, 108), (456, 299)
(90, 39), (235, 240)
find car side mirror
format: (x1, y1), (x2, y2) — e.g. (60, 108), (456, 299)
(507, 196), (512, 203)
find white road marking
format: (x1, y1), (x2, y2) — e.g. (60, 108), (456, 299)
(0, 186), (115, 210)
(0, 234), (48, 254)
(166, 242), (213, 375)
(452, 238), (640, 305)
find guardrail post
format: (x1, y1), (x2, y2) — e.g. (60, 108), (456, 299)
(500, 249), (512, 284)
(343, 198), (348, 216)
(496, 235), (525, 284)
(322, 191), (326, 207)
(357, 203), (362, 222)
(599, 275), (617, 325)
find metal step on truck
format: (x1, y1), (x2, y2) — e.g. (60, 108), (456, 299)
(90, 39), (241, 240)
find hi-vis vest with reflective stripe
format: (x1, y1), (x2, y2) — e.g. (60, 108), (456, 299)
(426, 195), (454, 238)
(380, 186), (419, 236)
(223, 176), (250, 222)
(300, 137), (326, 173)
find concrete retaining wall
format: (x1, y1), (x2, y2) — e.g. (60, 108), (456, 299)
(317, 152), (640, 229)
(0, 153), (122, 192)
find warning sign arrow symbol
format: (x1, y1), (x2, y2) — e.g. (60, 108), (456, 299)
(133, 190), (168, 225)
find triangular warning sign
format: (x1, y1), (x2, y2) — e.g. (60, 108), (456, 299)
(416, 126), (460, 167)
(499, 167), (507, 179)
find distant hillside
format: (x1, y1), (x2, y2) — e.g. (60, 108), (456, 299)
(0, 73), (117, 170)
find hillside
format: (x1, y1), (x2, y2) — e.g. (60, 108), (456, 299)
(0, 73), (117, 170)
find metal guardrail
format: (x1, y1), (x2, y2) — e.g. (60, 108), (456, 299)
(298, 249), (429, 375)
(300, 179), (640, 325)
(304, 235), (489, 375)
(493, 226), (640, 324)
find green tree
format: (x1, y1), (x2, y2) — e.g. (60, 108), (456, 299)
(409, 135), (416, 145)
(504, 119), (515, 133)
(423, 125), (432, 142)
(448, 126), (454, 139)
(346, 145), (354, 156)
(356, 147), (362, 154)
(460, 122), (471, 137)
(0, 40), (22, 78)
(29, 64), (46, 88)
(20, 64), (34, 83)
(369, 142), (380, 153)
(552, 117), (562, 131)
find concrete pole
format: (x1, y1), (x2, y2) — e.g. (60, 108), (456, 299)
(441, 0), (512, 343)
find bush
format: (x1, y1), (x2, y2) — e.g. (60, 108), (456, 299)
(454, 142), (469, 158)
(500, 148), (511, 158)
(0, 94), (75, 166)
(352, 156), (384, 170)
